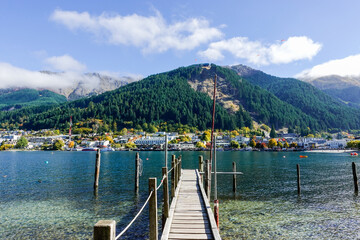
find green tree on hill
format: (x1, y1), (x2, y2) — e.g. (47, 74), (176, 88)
(15, 136), (28, 149)
(230, 140), (240, 149)
(53, 139), (64, 150)
(270, 125), (277, 138)
(201, 131), (211, 142)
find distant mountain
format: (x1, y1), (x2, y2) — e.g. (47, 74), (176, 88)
(228, 64), (360, 130)
(0, 72), (140, 111)
(40, 71), (140, 100)
(299, 75), (360, 108)
(0, 88), (67, 111)
(2, 64), (360, 132)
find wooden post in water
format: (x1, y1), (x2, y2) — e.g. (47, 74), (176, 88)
(213, 136), (219, 229)
(199, 155), (204, 184)
(178, 156), (182, 182)
(171, 155), (175, 198)
(205, 159), (211, 199)
(352, 162), (359, 193)
(297, 164), (301, 195)
(135, 152), (140, 192)
(94, 149), (101, 191)
(94, 220), (116, 240)
(174, 157), (179, 190)
(204, 159), (208, 197)
(165, 135), (168, 168)
(214, 199), (219, 229)
(233, 162), (237, 193)
(149, 178), (158, 240)
(162, 167), (169, 229)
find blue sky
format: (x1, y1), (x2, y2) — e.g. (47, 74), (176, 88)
(1, 0), (360, 88)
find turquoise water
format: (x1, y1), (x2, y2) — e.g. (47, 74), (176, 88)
(1, 151), (360, 239)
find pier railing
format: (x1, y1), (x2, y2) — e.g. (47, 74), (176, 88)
(93, 154), (182, 240)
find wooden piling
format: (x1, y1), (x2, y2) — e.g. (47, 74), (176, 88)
(174, 157), (178, 190)
(352, 162), (358, 193)
(171, 155), (175, 198)
(149, 177), (158, 240)
(214, 199), (219, 229)
(162, 167), (169, 229)
(94, 149), (101, 190)
(297, 164), (301, 195)
(204, 159), (208, 197)
(199, 155), (204, 184)
(205, 159), (211, 199)
(178, 156), (182, 182)
(94, 220), (116, 240)
(232, 162), (237, 193)
(135, 152), (140, 192)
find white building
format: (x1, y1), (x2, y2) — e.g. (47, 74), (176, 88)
(326, 140), (347, 149)
(135, 136), (176, 145)
(235, 136), (250, 144)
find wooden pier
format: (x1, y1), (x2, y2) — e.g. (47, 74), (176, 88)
(94, 155), (222, 240)
(161, 169), (221, 240)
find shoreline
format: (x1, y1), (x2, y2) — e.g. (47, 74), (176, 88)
(304, 149), (357, 153)
(2, 148), (358, 153)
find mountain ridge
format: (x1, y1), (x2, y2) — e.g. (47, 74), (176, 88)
(228, 64), (360, 130)
(299, 74), (360, 108)
(1, 64), (360, 131)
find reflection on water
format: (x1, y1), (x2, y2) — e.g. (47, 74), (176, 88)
(1, 151), (360, 239)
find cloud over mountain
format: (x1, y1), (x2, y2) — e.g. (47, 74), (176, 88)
(0, 62), (104, 90)
(296, 54), (360, 79)
(199, 36), (322, 65)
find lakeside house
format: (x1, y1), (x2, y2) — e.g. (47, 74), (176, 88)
(326, 139), (348, 149)
(135, 136), (177, 146)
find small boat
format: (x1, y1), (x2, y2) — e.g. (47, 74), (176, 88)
(82, 147), (97, 151)
(299, 155), (308, 158)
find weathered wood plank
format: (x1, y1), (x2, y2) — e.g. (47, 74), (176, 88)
(168, 233), (214, 239)
(170, 229), (212, 234)
(173, 212), (208, 216)
(171, 223), (210, 229)
(172, 220), (210, 224)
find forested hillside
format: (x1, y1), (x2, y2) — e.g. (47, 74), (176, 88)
(0, 66), (250, 131)
(1, 64), (360, 132)
(0, 89), (67, 111)
(229, 65), (360, 130)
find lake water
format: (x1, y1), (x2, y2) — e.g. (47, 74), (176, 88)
(1, 151), (360, 239)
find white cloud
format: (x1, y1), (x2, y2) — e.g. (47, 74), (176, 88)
(0, 62), (142, 91)
(45, 54), (86, 72)
(0, 62), (77, 89)
(199, 36), (322, 65)
(50, 9), (223, 53)
(296, 54), (360, 78)
(0, 62), (106, 90)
